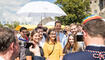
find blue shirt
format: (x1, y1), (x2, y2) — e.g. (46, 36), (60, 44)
(56, 32), (65, 48)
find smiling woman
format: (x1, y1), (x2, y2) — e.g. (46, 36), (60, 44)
(43, 29), (63, 60)
(25, 30), (45, 60)
(63, 34), (83, 54)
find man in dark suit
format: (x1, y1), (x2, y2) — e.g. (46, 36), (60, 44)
(63, 15), (105, 60)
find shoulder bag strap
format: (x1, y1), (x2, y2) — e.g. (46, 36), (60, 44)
(48, 43), (55, 56)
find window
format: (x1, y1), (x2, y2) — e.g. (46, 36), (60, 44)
(90, 1), (92, 4)
(99, 0), (104, 10)
(95, 0), (97, 3)
(94, 10), (97, 13)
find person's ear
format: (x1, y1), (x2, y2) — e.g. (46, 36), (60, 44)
(82, 30), (87, 37)
(49, 34), (51, 38)
(9, 42), (14, 50)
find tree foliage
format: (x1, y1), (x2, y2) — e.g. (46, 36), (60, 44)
(12, 21), (20, 28)
(0, 21), (3, 27)
(3, 21), (19, 29)
(55, 0), (91, 25)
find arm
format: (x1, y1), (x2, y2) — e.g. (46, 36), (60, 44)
(60, 56), (63, 60)
(15, 57), (19, 60)
(29, 46), (41, 56)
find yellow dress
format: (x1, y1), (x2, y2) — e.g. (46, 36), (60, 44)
(43, 41), (63, 60)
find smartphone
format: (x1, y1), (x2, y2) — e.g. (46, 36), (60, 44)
(25, 43), (34, 48)
(76, 35), (83, 41)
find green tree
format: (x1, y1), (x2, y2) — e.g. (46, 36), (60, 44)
(0, 21), (3, 27)
(55, 0), (91, 25)
(12, 21), (20, 28)
(4, 24), (13, 28)
(4, 21), (20, 29)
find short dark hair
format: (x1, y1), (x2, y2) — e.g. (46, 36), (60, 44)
(43, 27), (48, 32)
(35, 27), (44, 31)
(83, 19), (105, 38)
(20, 27), (27, 32)
(55, 20), (61, 26)
(0, 27), (16, 52)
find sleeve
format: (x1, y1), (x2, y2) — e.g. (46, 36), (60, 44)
(63, 55), (66, 60)
(61, 35), (67, 48)
(58, 43), (64, 56)
(43, 42), (49, 59)
(25, 48), (34, 56)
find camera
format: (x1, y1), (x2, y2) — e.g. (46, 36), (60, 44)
(25, 42), (34, 48)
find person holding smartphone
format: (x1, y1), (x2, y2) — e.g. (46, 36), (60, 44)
(26, 30), (45, 60)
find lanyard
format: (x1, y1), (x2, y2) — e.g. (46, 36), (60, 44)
(18, 37), (28, 42)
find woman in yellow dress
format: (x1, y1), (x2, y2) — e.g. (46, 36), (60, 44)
(43, 29), (63, 60)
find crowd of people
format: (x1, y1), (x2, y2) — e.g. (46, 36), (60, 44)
(15, 20), (84, 60)
(0, 15), (105, 60)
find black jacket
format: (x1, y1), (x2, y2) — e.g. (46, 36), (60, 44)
(26, 46), (45, 60)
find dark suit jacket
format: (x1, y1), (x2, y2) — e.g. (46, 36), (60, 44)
(63, 46), (105, 60)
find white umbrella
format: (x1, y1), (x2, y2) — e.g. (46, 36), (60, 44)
(45, 21), (55, 26)
(102, 19), (105, 21)
(17, 1), (67, 17)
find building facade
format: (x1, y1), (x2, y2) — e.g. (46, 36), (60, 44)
(90, 0), (105, 18)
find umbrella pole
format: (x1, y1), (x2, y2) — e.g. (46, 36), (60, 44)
(41, 15), (42, 25)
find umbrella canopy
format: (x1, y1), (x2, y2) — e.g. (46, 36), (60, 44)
(45, 21), (55, 26)
(17, 1), (67, 17)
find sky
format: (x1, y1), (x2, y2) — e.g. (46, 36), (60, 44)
(0, 0), (56, 25)
(31, 0), (56, 3)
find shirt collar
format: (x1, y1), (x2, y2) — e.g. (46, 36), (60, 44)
(88, 44), (105, 47)
(48, 41), (55, 45)
(0, 57), (4, 60)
